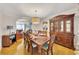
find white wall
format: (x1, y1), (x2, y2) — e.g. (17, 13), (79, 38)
(0, 16), (17, 49)
(0, 27), (2, 50)
(74, 13), (79, 50)
(0, 11), (3, 49)
(0, 8), (21, 49)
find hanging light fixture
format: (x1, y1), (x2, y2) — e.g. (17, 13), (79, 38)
(32, 9), (40, 24)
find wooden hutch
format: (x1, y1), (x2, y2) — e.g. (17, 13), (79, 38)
(50, 14), (75, 50)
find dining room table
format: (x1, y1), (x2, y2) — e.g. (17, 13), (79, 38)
(30, 34), (50, 55)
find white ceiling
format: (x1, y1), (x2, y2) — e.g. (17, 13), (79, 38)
(0, 3), (78, 19)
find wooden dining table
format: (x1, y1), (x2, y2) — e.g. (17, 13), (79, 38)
(30, 34), (50, 55)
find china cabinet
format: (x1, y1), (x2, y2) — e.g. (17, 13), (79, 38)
(50, 14), (75, 49)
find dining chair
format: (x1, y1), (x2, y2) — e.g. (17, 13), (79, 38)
(29, 33), (37, 54)
(24, 31), (37, 54)
(42, 35), (56, 55)
(24, 32), (30, 52)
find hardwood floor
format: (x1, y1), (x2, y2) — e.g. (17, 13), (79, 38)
(0, 39), (22, 55)
(53, 44), (74, 55)
(0, 39), (78, 55)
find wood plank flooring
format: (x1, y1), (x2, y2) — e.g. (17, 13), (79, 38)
(0, 39), (78, 55)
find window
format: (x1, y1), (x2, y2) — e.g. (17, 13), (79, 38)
(16, 24), (24, 30)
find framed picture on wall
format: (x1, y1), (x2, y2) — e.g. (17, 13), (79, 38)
(7, 26), (13, 30)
